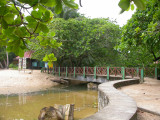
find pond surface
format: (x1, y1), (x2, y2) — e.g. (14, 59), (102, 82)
(0, 83), (98, 120)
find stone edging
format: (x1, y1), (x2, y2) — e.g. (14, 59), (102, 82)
(82, 79), (140, 120)
(138, 107), (160, 116)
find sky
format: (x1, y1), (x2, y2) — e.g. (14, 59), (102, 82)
(75, 0), (136, 27)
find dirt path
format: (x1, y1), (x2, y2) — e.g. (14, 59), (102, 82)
(120, 77), (160, 120)
(0, 69), (59, 94)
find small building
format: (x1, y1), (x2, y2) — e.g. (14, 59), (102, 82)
(14, 51), (45, 69)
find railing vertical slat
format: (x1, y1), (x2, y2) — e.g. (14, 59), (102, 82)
(94, 67), (96, 79)
(59, 67), (60, 76)
(107, 66), (109, 80)
(155, 67), (157, 79)
(52, 67), (54, 75)
(83, 67), (85, 78)
(141, 68), (144, 82)
(137, 67), (139, 77)
(47, 67), (49, 74)
(66, 67), (68, 77)
(74, 67), (76, 78)
(121, 67), (125, 79)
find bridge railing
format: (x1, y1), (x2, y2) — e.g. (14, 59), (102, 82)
(41, 66), (158, 80)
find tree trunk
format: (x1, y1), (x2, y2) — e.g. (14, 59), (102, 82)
(0, 62), (4, 68)
(3, 58), (7, 68)
(6, 46), (9, 69)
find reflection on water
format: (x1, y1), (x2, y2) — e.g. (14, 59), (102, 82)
(0, 84), (98, 120)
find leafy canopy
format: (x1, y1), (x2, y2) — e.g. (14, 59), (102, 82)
(0, 0), (78, 64)
(117, 0), (160, 66)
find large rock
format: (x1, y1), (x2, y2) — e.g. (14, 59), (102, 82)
(87, 82), (98, 89)
(38, 104), (74, 120)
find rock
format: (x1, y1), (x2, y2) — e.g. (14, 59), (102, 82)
(38, 104), (74, 120)
(87, 82), (98, 89)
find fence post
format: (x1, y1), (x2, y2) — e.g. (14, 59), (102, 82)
(59, 67), (60, 77)
(74, 67), (76, 78)
(107, 66), (110, 80)
(121, 67), (125, 79)
(155, 67), (157, 79)
(94, 67), (96, 79)
(52, 67), (54, 75)
(83, 66), (85, 78)
(47, 67), (49, 74)
(137, 67), (139, 77)
(66, 67), (68, 77)
(141, 69), (144, 83)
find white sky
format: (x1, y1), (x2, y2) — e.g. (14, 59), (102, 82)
(75, 0), (136, 27)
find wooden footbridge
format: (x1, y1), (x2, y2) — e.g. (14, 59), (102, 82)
(41, 67), (158, 83)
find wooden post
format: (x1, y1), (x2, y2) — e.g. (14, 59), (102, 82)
(69, 104), (74, 120)
(107, 66), (110, 80)
(74, 67), (76, 78)
(47, 66), (49, 74)
(121, 67), (125, 79)
(83, 67), (85, 78)
(52, 67), (54, 75)
(137, 67), (139, 77)
(94, 67), (96, 79)
(66, 67), (68, 77)
(141, 69), (144, 83)
(59, 67), (60, 76)
(155, 67), (157, 79)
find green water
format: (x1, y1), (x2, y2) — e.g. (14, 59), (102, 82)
(0, 84), (98, 120)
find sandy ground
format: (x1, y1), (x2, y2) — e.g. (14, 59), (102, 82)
(120, 77), (160, 120)
(0, 69), (59, 94)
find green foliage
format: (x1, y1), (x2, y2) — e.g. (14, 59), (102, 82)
(0, 0), (78, 63)
(9, 63), (18, 70)
(118, 0), (146, 13)
(118, 0), (160, 67)
(43, 53), (57, 66)
(47, 18), (121, 66)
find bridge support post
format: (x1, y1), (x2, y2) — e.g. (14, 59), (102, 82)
(155, 67), (157, 79)
(66, 67), (68, 77)
(94, 67), (96, 79)
(121, 67), (125, 79)
(83, 67), (86, 78)
(74, 67), (76, 78)
(137, 67), (139, 77)
(59, 67), (60, 76)
(107, 67), (109, 80)
(141, 68), (144, 83)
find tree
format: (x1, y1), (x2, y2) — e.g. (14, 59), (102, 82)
(118, 0), (146, 13)
(49, 5), (81, 20)
(117, 0), (160, 66)
(0, 0), (78, 64)
(0, 0), (149, 64)
(43, 17), (121, 67)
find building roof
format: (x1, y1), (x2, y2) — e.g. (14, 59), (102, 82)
(15, 51), (34, 59)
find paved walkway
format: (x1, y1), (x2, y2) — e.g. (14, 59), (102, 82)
(120, 77), (160, 117)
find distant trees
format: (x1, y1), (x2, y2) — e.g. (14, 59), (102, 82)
(0, 47), (15, 68)
(33, 17), (121, 67)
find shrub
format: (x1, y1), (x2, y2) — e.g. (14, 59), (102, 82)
(9, 63), (18, 70)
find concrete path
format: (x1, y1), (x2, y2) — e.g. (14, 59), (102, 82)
(120, 77), (160, 116)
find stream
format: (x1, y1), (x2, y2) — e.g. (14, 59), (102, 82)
(0, 82), (98, 120)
